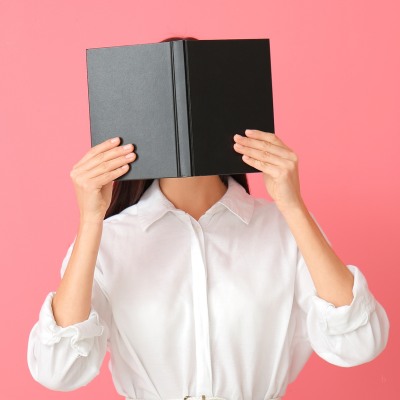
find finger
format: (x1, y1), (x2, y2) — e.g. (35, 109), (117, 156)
(245, 129), (292, 151)
(234, 134), (296, 161)
(84, 150), (137, 180)
(241, 154), (280, 178)
(77, 142), (135, 174)
(234, 143), (292, 168)
(90, 163), (132, 187)
(74, 136), (122, 169)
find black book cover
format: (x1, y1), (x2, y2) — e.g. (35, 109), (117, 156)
(86, 38), (275, 181)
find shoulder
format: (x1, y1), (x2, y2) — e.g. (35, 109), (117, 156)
(95, 204), (141, 273)
(251, 196), (284, 225)
(99, 204), (141, 248)
(249, 195), (297, 246)
(103, 204), (139, 228)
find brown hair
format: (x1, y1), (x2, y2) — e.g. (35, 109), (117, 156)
(104, 36), (249, 220)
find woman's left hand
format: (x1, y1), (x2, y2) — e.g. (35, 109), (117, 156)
(233, 129), (304, 213)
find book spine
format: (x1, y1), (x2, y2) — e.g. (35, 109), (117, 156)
(171, 41), (192, 176)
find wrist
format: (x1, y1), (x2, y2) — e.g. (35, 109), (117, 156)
(79, 218), (104, 229)
(277, 198), (308, 217)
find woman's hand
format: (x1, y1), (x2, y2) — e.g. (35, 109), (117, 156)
(233, 129), (304, 213)
(70, 137), (137, 223)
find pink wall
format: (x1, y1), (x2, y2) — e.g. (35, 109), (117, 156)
(1, 0), (398, 399)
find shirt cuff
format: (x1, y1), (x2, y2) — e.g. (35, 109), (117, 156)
(310, 265), (376, 335)
(37, 291), (105, 357)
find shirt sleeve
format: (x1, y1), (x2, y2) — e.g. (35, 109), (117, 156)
(27, 238), (112, 391)
(294, 213), (390, 367)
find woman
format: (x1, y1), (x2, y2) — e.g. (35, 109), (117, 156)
(27, 37), (389, 400)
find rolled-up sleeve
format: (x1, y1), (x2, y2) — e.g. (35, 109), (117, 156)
(27, 239), (112, 391)
(295, 215), (390, 367)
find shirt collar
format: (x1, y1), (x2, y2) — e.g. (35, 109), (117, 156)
(134, 176), (255, 231)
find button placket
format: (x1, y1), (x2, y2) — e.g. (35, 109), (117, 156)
(187, 217), (213, 396)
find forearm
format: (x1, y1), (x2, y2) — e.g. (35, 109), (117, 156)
(280, 201), (354, 307)
(52, 221), (103, 327)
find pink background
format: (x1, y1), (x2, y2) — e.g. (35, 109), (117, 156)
(1, 0), (398, 399)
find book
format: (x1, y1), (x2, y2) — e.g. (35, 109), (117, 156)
(86, 38), (275, 180)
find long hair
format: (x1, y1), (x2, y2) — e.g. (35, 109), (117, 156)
(104, 36), (250, 220)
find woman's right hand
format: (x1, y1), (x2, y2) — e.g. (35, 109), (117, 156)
(70, 137), (136, 223)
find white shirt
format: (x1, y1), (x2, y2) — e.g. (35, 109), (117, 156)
(27, 176), (389, 400)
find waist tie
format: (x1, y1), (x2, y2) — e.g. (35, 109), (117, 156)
(126, 397), (282, 400)
(125, 398), (227, 400)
